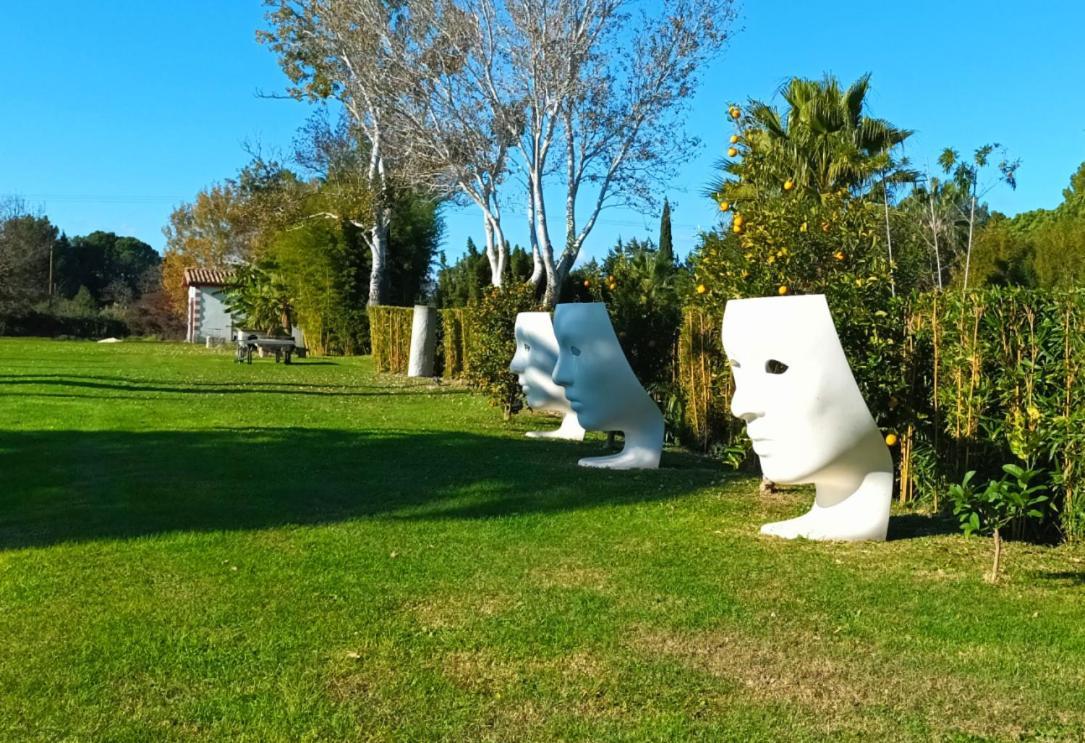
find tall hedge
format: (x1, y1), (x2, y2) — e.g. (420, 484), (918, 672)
(367, 306), (414, 373)
(902, 289), (1085, 540)
(439, 308), (470, 379)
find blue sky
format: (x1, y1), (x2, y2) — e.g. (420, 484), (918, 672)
(3, 1), (1084, 267)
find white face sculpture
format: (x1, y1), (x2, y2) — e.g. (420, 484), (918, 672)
(551, 303), (639, 431)
(551, 302), (664, 469)
(508, 312), (570, 413)
(722, 295), (878, 484)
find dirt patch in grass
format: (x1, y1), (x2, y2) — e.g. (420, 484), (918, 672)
(411, 591), (515, 630)
(631, 625), (1080, 739)
(529, 563), (610, 591)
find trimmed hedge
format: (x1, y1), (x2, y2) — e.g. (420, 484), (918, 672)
(0, 310), (128, 339)
(367, 306), (414, 374)
(439, 308), (470, 379)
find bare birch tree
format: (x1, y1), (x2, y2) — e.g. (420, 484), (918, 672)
(259, 0), (415, 306)
(501, 0), (735, 305)
(379, 0), (734, 303)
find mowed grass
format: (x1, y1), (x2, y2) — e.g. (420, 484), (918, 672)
(2, 339), (1085, 742)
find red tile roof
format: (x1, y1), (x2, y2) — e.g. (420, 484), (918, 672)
(183, 267), (235, 287)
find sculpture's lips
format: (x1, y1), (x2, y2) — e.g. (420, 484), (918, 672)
(565, 394), (582, 412)
(750, 437), (772, 456)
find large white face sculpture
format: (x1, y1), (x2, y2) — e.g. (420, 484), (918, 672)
(722, 294), (893, 541)
(508, 312), (586, 441)
(551, 303), (664, 470)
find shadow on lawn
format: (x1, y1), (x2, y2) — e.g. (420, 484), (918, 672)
(0, 374), (460, 399)
(0, 428), (727, 550)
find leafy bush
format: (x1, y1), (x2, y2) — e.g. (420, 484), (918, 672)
(949, 466), (1051, 582)
(463, 283), (539, 418)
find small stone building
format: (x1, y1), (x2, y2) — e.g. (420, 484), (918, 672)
(183, 268), (237, 344)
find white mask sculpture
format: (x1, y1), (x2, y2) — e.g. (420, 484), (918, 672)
(508, 312), (586, 441)
(551, 303), (664, 469)
(722, 294), (893, 541)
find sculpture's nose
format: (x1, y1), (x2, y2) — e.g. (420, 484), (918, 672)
(552, 351), (573, 387)
(730, 384), (763, 423)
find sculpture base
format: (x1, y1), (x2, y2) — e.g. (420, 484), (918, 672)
(759, 498), (889, 542)
(524, 412), (585, 441)
(578, 447), (660, 470)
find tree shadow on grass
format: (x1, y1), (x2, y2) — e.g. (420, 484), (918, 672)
(0, 428), (728, 550)
(887, 512), (960, 541)
(0, 375), (459, 399)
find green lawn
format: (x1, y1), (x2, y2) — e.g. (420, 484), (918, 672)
(2, 338), (1084, 741)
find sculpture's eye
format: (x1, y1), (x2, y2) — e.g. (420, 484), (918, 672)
(570, 346), (581, 357)
(765, 359), (789, 375)
(523, 343), (530, 351)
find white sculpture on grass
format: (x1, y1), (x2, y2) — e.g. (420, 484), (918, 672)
(552, 303), (663, 469)
(722, 294), (893, 541)
(508, 312), (586, 441)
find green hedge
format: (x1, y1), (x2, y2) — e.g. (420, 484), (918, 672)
(902, 289), (1085, 540)
(439, 308), (470, 379)
(367, 306), (414, 374)
(0, 310), (129, 339)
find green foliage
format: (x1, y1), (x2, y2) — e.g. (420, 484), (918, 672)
(464, 283), (540, 417)
(270, 216), (369, 355)
(711, 74), (914, 203)
(964, 162), (1085, 289)
(367, 306), (414, 373)
(0, 212), (58, 309)
(56, 231), (160, 306)
(950, 466), (1050, 538)
(434, 239), (534, 308)
(949, 465), (1051, 582)
(439, 308), (471, 379)
(658, 198), (674, 264)
(225, 263), (295, 335)
(902, 289), (1085, 539)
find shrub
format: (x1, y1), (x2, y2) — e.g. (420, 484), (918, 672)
(463, 283), (539, 418)
(949, 466), (1051, 582)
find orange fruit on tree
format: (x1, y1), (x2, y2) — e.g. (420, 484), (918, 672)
(729, 134), (740, 144)
(727, 147), (738, 158)
(718, 200), (730, 212)
(728, 105), (741, 120)
(833, 251), (845, 261)
(778, 285), (789, 295)
(783, 179), (794, 191)
(696, 283), (706, 295)
(884, 433), (898, 447)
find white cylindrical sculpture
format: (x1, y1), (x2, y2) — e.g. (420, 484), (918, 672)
(408, 305), (437, 377)
(721, 294), (893, 541)
(552, 303), (664, 469)
(509, 312), (586, 441)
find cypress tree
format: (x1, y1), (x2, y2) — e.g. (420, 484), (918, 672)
(659, 198), (674, 264)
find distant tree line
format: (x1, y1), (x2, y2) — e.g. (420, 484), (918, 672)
(0, 197), (178, 337)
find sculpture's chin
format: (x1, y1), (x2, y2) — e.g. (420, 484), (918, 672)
(758, 458), (817, 486)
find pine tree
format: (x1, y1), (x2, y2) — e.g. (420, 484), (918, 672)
(659, 198), (674, 265)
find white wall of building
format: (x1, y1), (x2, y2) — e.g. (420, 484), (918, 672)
(187, 285), (236, 343)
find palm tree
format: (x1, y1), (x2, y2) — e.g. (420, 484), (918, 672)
(711, 74), (916, 203)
